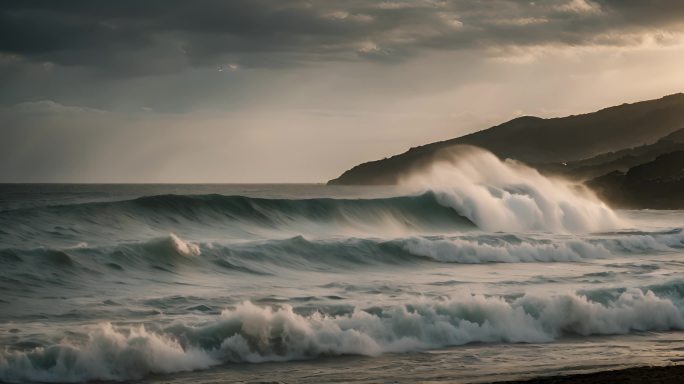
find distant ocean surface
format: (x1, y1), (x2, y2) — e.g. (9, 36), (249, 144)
(2, 171), (684, 382)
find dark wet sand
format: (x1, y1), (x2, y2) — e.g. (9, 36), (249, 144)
(497, 364), (684, 384)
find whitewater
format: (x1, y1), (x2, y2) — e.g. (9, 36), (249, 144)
(2, 147), (684, 383)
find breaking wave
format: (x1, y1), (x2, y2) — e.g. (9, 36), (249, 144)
(2, 229), (682, 287)
(0, 147), (628, 251)
(1, 146), (674, 384)
(402, 146), (622, 233)
(2, 286), (683, 382)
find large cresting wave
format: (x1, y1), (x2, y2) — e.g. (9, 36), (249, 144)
(401, 146), (622, 233)
(0, 147), (623, 251)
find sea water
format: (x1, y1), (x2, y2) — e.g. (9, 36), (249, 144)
(2, 150), (684, 383)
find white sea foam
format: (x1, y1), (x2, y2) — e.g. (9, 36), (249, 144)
(398, 236), (613, 263)
(0, 324), (216, 383)
(394, 229), (684, 263)
(168, 233), (201, 257)
(2, 289), (682, 382)
(401, 146), (622, 233)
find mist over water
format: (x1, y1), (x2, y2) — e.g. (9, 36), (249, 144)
(402, 146), (622, 233)
(1, 148), (684, 383)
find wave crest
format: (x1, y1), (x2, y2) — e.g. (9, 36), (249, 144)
(2, 229), (682, 286)
(2, 288), (683, 382)
(0, 323), (215, 383)
(165, 233), (201, 257)
(402, 146), (622, 233)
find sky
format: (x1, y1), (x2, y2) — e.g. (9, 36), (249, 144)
(2, 0), (684, 183)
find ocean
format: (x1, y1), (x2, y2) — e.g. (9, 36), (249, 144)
(2, 154), (684, 383)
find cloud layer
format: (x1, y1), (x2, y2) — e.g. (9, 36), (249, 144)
(2, 1), (684, 182)
(2, 0), (683, 75)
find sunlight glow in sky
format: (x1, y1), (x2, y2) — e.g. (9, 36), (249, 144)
(2, 0), (684, 182)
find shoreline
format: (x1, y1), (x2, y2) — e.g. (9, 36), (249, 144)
(495, 364), (684, 384)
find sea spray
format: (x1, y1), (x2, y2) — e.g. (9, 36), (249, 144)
(401, 146), (622, 233)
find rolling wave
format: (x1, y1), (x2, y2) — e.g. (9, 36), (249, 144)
(1, 149), (682, 384)
(0, 192), (475, 248)
(0, 148), (628, 249)
(2, 229), (682, 287)
(2, 285), (683, 382)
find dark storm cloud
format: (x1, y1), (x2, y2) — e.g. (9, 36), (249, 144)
(1, 0), (683, 75)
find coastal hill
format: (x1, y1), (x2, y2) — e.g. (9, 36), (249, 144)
(588, 151), (684, 209)
(328, 93), (684, 185)
(541, 127), (684, 181)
